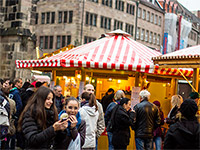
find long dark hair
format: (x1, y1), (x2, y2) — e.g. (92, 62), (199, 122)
(18, 86), (58, 131)
(81, 92), (98, 111)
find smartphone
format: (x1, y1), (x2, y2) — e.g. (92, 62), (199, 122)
(61, 118), (67, 122)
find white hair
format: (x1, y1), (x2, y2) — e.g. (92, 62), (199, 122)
(114, 90), (125, 100)
(139, 90), (150, 100)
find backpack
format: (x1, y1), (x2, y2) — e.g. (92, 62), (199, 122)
(106, 105), (119, 133)
(0, 95), (10, 139)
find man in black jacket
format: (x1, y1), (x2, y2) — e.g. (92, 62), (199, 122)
(133, 90), (160, 150)
(53, 85), (64, 113)
(164, 99), (200, 149)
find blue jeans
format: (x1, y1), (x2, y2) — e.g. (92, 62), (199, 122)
(152, 137), (162, 150)
(135, 138), (153, 150)
(107, 132), (114, 150)
(96, 138), (98, 150)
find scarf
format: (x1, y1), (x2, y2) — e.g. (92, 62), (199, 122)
(58, 110), (82, 136)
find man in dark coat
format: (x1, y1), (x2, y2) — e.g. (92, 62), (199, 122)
(133, 90), (160, 150)
(101, 88), (114, 113)
(164, 99), (200, 149)
(53, 85), (64, 113)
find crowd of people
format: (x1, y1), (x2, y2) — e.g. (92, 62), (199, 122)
(0, 78), (199, 150)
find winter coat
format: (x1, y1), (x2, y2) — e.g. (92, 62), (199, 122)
(166, 106), (181, 126)
(111, 105), (136, 148)
(22, 108), (57, 149)
(153, 109), (164, 137)
(96, 100), (105, 138)
(133, 99), (161, 138)
(164, 118), (200, 149)
(7, 97), (16, 135)
(104, 99), (120, 127)
(9, 87), (22, 118)
(21, 87), (35, 109)
(54, 110), (86, 149)
(101, 93), (114, 113)
(79, 105), (99, 148)
(55, 95), (64, 113)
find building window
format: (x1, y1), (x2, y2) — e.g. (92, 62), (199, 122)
(150, 13), (154, 23)
(35, 13), (38, 24)
(84, 36), (96, 44)
(39, 36), (44, 49)
(85, 12), (97, 26)
(149, 32), (152, 43)
(136, 27), (140, 39)
(67, 35), (71, 45)
(114, 19), (123, 30)
(89, 0), (98, 3)
(69, 11), (73, 23)
(147, 11), (150, 21)
(102, 0), (112, 7)
(157, 34), (160, 45)
(125, 23), (133, 36)
(64, 11), (68, 23)
(140, 29), (144, 40)
(158, 16), (161, 26)
(62, 36), (66, 47)
(138, 8), (141, 18)
(49, 36), (53, 49)
(126, 3), (134, 15)
(44, 36), (48, 49)
(56, 36), (61, 49)
(46, 12), (50, 24)
(142, 9), (146, 20)
(58, 11), (62, 23)
(101, 16), (111, 30)
(115, 0), (124, 11)
(153, 33), (156, 44)
(145, 30), (149, 42)
(41, 13), (45, 24)
(51, 12), (55, 24)
(154, 15), (157, 24)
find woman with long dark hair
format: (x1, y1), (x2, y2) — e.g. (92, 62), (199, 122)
(18, 86), (68, 149)
(79, 92), (99, 150)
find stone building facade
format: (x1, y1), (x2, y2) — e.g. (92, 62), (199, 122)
(0, 0), (37, 79)
(35, 0), (164, 54)
(0, 0), (165, 80)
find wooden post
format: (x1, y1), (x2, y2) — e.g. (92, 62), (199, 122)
(170, 78), (177, 96)
(52, 70), (56, 86)
(192, 68), (199, 92)
(134, 72), (140, 87)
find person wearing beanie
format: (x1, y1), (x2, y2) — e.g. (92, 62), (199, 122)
(164, 99), (200, 149)
(152, 100), (165, 150)
(189, 92), (200, 106)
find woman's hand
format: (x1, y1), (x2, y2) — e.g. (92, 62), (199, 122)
(53, 120), (68, 131)
(68, 115), (78, 128)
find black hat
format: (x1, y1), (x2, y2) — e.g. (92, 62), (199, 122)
(189, 92), (200, 99)
(180, 99), (198, 120)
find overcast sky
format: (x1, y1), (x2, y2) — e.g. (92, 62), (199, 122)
(177, 0), (200, 11)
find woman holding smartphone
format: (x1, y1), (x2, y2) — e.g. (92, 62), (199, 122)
(18, 86), (68, 149)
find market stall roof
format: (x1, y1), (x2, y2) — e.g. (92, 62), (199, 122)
(152, 45), (200, 68)
(16, 30), (193, 77)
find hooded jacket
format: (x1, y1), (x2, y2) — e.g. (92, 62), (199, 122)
(79, 105), (99, 148)
(9, 87), (22, 118)
(164, 118), (200, 149)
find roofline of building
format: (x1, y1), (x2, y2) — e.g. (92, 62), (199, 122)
(140, 0), (165, 14)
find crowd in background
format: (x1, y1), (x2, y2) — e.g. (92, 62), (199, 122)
(0, 78), (199, 150)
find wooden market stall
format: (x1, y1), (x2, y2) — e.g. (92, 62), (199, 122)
(16, 30), (193, 149)
(153, 45), (200, 93)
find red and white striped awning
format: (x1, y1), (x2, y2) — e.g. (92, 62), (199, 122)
(153, 44), (200, 60)
(16, 30), (193, 77)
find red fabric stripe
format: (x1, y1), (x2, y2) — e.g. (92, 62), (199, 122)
(122, 44), (130, 64)
(111, 63), (115, 69)
(103, 63), (107, 69)
(107, 36), (118, 62)
(95, 62), (98, 68)
(136, 65), (141, 72)
(145, 65), (150, 73)
(120, 64), (124, 70)
(114, 36), (124, 63)
(128, 64), (132, 71)
(86, 61), (90, 67)
(78, 61), (82, 67)
(98, 40), (109, 62)
(91, 46), (100, 61)
(70, 60), (74, 67)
